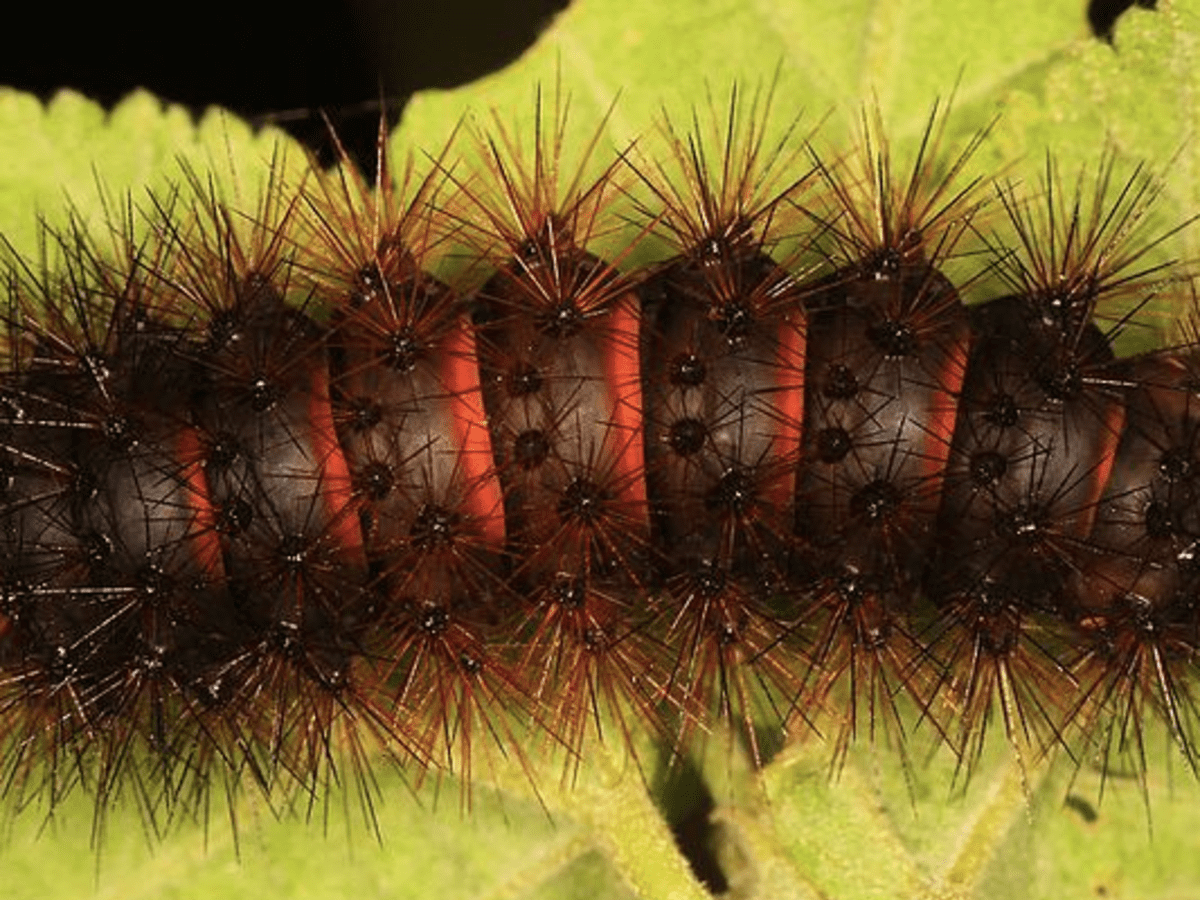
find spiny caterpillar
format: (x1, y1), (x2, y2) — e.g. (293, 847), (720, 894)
(0, 79), (1195, 858)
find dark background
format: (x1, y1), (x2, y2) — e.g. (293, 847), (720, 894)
(0, 0), (1150, 169)
(0, 0), (569, 168)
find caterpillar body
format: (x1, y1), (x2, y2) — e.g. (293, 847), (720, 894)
(0, 86), (1195, 848)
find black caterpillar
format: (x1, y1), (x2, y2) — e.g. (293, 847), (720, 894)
(0, 94), (1194, 837)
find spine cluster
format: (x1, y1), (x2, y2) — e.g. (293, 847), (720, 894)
(0, 91), (1194, 830)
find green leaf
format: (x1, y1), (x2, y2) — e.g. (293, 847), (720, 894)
(399, 0), (1084, 151)
(2, 2), (1200, 899)
(0, 88), (307, 260)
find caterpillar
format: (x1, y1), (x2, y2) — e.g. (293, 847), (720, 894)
(0, 83), (1194, 808)
(2, 7), (1199, 897)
